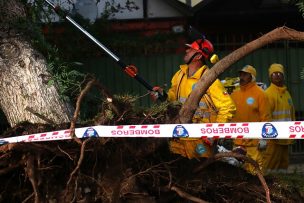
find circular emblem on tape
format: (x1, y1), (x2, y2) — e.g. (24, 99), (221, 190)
(172, 125), (189, 138)
(83, 128), (99, 138)
(262, 123), (278, 138)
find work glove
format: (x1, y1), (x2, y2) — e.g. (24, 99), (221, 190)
(150, 86), (167, 102)
(217, 145), (243, 167)
(257, 139), (267, 151)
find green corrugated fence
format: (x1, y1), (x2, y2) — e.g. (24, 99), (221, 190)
(81, 48), (304, 112)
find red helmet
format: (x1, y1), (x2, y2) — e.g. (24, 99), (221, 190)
(185, 39), (214, 59)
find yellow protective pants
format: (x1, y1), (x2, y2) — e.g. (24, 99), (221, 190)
(243, 146), (265, 175)
(169, 139), (212, 159)
(263, 144), (289, 171)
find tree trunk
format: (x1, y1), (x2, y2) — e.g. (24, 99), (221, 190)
(0, 36), (73, 126)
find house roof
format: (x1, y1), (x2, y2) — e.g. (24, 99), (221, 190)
(192, 0), (303, 30)
(163, 0), (214, 15)
(176, 0), (204, 7)
(163, 0), (303, 31)
(164, 0), (302, 16)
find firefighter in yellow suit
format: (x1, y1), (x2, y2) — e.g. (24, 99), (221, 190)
(164, 38), (236, 159)
(231, 65), (271, 174)
(263, 63), (295, 173)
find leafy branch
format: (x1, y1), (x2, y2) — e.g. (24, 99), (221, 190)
(47, 58), (85, 100)
(295, 0), (304, 17)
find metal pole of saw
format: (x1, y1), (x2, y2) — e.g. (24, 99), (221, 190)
(44, 0), (167, 101)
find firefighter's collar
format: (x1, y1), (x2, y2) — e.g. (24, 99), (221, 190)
(240, 81), (256, 90)
(270, 83), (287, 93)
(180, 64), (208, 78)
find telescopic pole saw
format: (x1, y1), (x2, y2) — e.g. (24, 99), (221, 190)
(43, 0), (167, 101)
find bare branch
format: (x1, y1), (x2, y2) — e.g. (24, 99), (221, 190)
(24, 154), (41, 203)
(21, 192), (34, 203)
(69, 78), (97, 144)
(69, 76), (114, 144)
(64, 138), (91, 201)
(25, 107), (55, 125)
(170, 185), (209, 203)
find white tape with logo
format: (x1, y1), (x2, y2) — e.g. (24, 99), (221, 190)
(0, 121), (304, 145)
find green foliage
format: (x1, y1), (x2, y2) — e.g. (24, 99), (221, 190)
(274, 173), (304, 194)
(2, 1), (86, 101)
(46, 57), (85, 101)
(100, 0), (139, 19)
(300, 67), (304, 79)
(295, 0), (304, 17)
(92, 94), (181, 125)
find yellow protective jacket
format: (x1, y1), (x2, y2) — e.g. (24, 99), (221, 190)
(265, 83), (295, 145)
(167, 64), (236, 159)
(231, 82), (271, 147)
(167, 64), (236, 123)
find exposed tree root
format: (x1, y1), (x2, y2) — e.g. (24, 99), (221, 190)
(0, 135), (303, 202)
(70, 77), (98, 144)
(170, 185), (209, 203)
(64, 138), (91, 201)
(1, 71), (303, 202)
(194, 152), (271, 203)
(24, 153), (41, 203)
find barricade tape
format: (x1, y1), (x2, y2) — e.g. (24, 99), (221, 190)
(0, 121), (303, 145)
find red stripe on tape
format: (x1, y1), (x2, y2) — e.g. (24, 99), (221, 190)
(230, 123), (236, 126)
(206, 124), (212, 127)
(294, 122), (301, 125)
(218, 124), (224, 127)
(289, 135), (296, 138)
(52, 132), (59, 135)
(201, 136), (208, 139)
(64, 130), (71, 134)
(40, 134), (47, 137)
(225, 135), (232, 139)
(153, 125), (160, 128)
(213, 136), (220, 139)
(129, 126), (136, 129)
(236, 135), (244, 139)
(141, 126), (148, 128)
(242, 123), (248, 126)
(117, 126), (123, 129)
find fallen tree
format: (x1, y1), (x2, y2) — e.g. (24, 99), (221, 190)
(1, 1), (304, 202)
(1, 91), (303, 202)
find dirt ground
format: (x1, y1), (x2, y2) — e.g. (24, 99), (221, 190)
(0, 122), (304, 203)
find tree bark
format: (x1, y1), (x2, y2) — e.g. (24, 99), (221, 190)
(0, 36), (73, 126)
(177, 26), (304, 123)
(0, 0), (73, 127)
